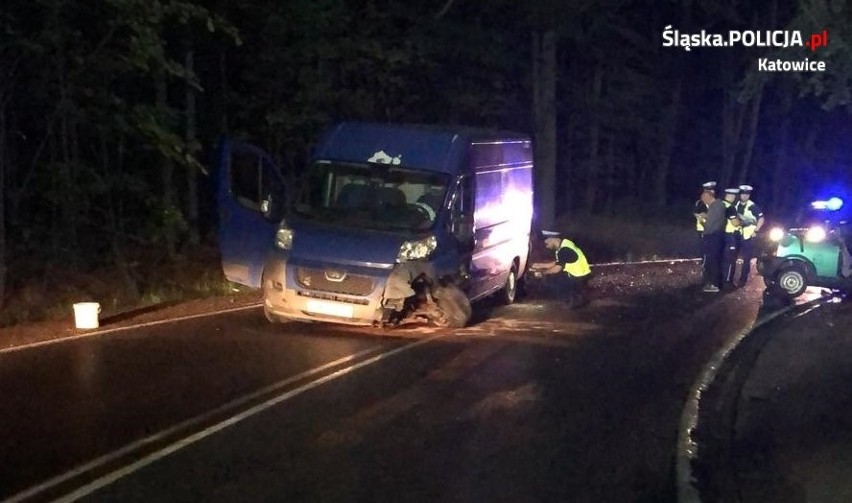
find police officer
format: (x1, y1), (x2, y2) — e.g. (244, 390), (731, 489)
(700, 187), (725, 292)
(735, 184), (765, 286)
(694, 181), (716, 268)
(529, 232), (592, 308)
(721, 187), (743, 290)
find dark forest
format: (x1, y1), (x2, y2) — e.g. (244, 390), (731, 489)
(1, 0), (851, 319)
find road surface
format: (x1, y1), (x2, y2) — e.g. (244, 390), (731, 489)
(1, 262), (774, 502)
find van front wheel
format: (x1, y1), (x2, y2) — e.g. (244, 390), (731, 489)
(431, 283), (472, 328)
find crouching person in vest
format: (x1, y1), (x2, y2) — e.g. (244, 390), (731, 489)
(529, 233), (592, 309)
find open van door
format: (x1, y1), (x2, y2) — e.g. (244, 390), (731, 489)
(216, 138), (286, 288)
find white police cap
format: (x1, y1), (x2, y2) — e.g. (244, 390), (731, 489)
(702, 181), (717, 190)
(724, 187), (740, 195)
(541, 230), (561, 237)
(739, 184), (753, 193)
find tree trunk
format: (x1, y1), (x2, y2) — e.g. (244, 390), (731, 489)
(737, 81), (764, 186)
(57, 54), (80, 259)
(218, 47), (230, 134)
(770, 83), (793, 214)
(737, 2), (771, 188)
(585, 59), (603, 212)
(652, 0), (690, 208)
(101, 132), (140, 300)
(653, 74), (683, 208)
(156, 66), (178, 257)
(604, 135), (616, 213)
(720, 54), (746, 189)
(532, 30), (557, 229)
(0, 103), (6, 310)
(561, 112), (573, 211)
(184, 42), (200, 246)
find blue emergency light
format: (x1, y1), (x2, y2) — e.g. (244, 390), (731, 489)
(810, 197), (844, 211)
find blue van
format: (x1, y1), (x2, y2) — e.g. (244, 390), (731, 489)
(217, 122), (534, 327)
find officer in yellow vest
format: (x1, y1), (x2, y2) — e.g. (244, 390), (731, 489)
(735, 184), (765, 286)
(721, 187), (743, 289)
(529, 231), (592, 308)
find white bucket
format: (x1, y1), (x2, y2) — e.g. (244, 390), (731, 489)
(73, 302), (101, 330)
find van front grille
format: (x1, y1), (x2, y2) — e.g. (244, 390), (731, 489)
(295, 267), (373, 296)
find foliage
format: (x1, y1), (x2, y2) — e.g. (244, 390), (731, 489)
(2, 0), (852, 323)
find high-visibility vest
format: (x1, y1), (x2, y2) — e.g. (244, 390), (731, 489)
(694, 200), (705, 232)
(557, 239), (591, 277)
(738, 200), (759, 240)
(723, 200), (740, 234)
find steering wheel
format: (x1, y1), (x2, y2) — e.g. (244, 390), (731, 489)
(412, 202), (436, 222)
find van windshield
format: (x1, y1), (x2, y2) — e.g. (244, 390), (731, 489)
(293, 161), (451, 233)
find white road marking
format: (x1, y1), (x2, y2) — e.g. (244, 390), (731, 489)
(4, 344), (386, 503)
(0, 303), (263, 354)
(46, 333), (445, 502)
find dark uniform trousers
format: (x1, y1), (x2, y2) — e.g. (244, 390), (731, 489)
(539, 272), (590, 306)
(723, 232), (742, 285)
(697, 230), (705, 270)
(702, 231), (723, 287)
(739, 236), (755, 283)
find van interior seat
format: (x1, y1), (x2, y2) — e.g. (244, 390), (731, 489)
(336, 183), (371, 210)
(377, 187), (407, 208)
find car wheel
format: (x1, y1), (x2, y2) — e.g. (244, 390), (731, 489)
(431, 283), (472, 328)
(774, 265), (808, 298)
(499, 267), (518, 305)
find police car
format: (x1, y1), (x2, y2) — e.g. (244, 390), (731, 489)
(758, 197), (852, 298)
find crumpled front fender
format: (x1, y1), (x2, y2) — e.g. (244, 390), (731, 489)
(383, 261), (437, 303)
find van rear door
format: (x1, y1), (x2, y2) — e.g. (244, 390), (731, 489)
(216, 138), (285, 288)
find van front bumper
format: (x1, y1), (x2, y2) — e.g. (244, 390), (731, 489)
(261, 256), (394, 326)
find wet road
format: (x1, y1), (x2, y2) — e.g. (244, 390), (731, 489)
(693, 293), (852, 502)
(1, 262), (767, 502)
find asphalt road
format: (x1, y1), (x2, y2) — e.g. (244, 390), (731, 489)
(1, 262), (769, 502)
(692, 293), (852, 503)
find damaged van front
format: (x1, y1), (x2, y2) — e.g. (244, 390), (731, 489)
(261, 159), (467, 327)
(217, 122), (533, 328)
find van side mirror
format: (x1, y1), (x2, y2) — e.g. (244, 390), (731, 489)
(261, 193), (286, 222)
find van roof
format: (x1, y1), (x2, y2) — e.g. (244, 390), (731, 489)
(312, 121), (531, 174)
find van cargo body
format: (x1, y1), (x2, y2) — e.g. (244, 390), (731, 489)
(217, 122), (534, 327)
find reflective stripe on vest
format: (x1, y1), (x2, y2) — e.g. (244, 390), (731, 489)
(723, 200), (739, 234)
(739, 199), (758, 240)
(695, 202), (705, 232)
(557, 239), (591, 277)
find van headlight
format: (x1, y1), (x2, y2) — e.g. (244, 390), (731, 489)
(768, 227), (785, 242)
(275, 225), (294, 250)
(397, 235), (437, 262)
(805, 225), (827, 243)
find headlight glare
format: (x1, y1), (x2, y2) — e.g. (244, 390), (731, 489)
(768, 227), (785, 242)
(805, 226), (827, 243)
(275, 227), (294, 250)
(397, 235), (437, 262)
